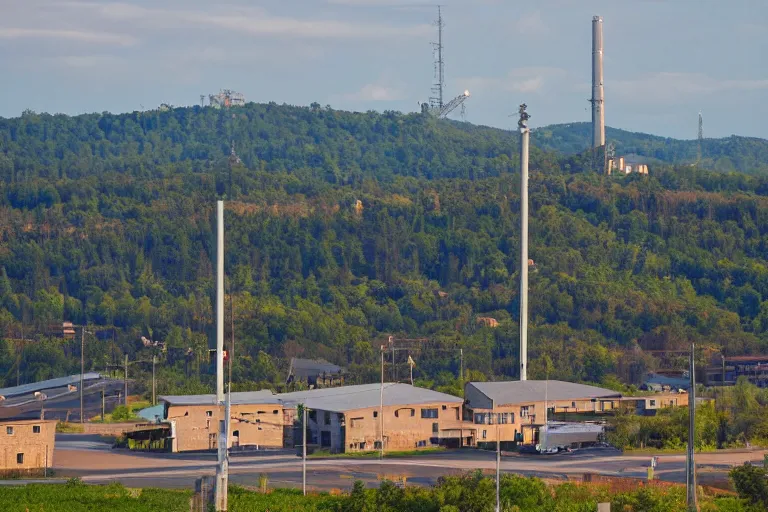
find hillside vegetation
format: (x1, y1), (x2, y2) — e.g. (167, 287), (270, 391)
(533, 122), (768, 175)
(0, 103), (767, 395)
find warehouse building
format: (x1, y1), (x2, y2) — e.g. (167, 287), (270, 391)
(160, 390), (283, 452)
(464, 380), (622, 448)
(298, 383), (471, 453)
(0, 419), (55, 474)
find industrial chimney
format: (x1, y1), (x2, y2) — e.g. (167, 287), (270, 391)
(591, 16), (605, 149)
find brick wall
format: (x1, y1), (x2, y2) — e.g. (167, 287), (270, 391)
(0, 419), (55, 471)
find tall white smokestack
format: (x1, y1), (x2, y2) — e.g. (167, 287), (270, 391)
(591, 15), (605, 148)
(216, 200), (224, 404)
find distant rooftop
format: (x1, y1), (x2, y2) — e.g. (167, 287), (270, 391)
(0, 372), (102, 399)
(160, 390), (278, 407)
(287, 358), (344, 383)
(468, 380), (620, 407)
(293, 383), (462, 413)
(160, 383), (462, 411)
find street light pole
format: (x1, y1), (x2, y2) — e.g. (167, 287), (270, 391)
(495, 420), (500, 512)
(380, 345), (385, 459)
(80, 327), (85, 423)
(302, 406), (307, 496)
(152, 355), (156, 406)
(687, 341), (698, 511)
(124, 353), (128, 406)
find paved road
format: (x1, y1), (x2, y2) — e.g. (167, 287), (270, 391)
(51, 435), (763, 491)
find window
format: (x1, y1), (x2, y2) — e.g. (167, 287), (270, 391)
(205, 411), (213, 417)
(432, 422), (439, 433)
(359, 442), (366, 450)
(421, 408), (438, 419)
(571, 402), (577, 408)
(373, 411), (378, 418)
(442, 405), (447, 410)
(273, 410), (279, 414)
(395, 408), (414, 418)
(374, 440), (382, 449)
(309, 410), (317, 422)
(482, 430), (487, 439)
(17, 453), (24, 464)
(474, 413), (488, 424)
(350, 417), (363, 428)
(520, 406), (530, 418)
(6, 426), (13, 435)
(498, 413), (508, 424)
(649, 400), (657, 407)
(324, 412), (331, 425)
(417, 440), (427, 447)
(33, 425), (40, 434)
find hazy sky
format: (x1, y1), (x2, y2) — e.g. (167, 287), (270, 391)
(2, 0), (766, 139)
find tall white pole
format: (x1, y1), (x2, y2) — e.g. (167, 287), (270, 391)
(380, 345), (385, 459)
(215, 200), (227, 511)
(302, 406), (307, 495)
(216, 200), (225, 404)
(687, 342), (697, 511)
(518, 104), (530, 381)
(495, 421), (500, 512)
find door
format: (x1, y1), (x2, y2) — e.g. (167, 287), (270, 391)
(321, 431), (331, 447)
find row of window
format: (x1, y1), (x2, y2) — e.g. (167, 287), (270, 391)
(473, 412), (515, 425)
(6, 425), (41, 435)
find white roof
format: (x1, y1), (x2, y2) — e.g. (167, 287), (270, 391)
(469, 380), (620, 406)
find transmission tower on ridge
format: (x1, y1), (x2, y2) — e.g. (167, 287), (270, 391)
(429, 6), (445, 111)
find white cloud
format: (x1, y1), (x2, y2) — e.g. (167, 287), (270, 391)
(63, 2), (431, 40)
(459, 67), (567, 95)
(0, 27), (136, 46)
(513, 11), (548, 37)
(343, 83), (405, 102)
(613, 72), (768, 103)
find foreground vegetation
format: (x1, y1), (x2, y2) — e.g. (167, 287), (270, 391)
(1, 470), (763, 512)
(1, 104), (768, 400)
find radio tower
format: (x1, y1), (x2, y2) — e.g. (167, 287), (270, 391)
(429, 6), (445, 111)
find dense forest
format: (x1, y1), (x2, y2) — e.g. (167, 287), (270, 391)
(533, 122), (768, 175)
(0, 103), (767, 398)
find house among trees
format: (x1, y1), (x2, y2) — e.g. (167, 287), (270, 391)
(286, 358), (345, 388)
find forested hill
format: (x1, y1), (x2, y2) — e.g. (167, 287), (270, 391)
(0, 103), (767, 396)
(533, 122), (768, 175)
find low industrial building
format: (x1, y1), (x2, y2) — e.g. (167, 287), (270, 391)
(464, 380), (622, 448)
(285, 358), (345, 388)
(160, 391), (283, 452)
(705, 355), (768, 387)
(0, 419), (55, 474)
(621, 393), (689, 416)
(298, 383), (471, 453)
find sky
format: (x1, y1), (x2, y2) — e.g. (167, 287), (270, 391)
(1, 0), (766, 140)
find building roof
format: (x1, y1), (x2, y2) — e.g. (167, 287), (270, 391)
(0, 372), (102, 399)
(643, 373), (691, 390)
(468, 380), (621, 407)
(160, 390), (279, 407)
(724, 355), (768, 363)
(0, 419), (56, 425)
(281, 383), (462, 413)
(287, 358), (344, 380)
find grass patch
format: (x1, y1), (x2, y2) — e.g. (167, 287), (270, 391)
(55, 422), (84, 433)
(308, 447), (446, 459)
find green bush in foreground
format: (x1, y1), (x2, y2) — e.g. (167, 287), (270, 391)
(0, 471), (755, 511)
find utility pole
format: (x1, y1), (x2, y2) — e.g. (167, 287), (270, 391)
(495, 420), (500, 512)
(687, 341), (698, 511)
(460, 348), (464, 382)
(124, 353), (128, 406)
(80, 327), (85, 423)
(302, 406), (307, 496)
(152, 355), (156, 406)
(379, 345), (385, 459)
(518, 104), (530, 381)
(101, 389), (105, 422)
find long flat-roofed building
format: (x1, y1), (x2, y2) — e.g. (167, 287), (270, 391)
(291, 383), (472, 453)
(160, 390), (283, 452)
(464, 380), (622, 447)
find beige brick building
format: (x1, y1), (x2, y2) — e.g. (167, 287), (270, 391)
(161, 391), (283, 452)
(0, 419), (55, 473)
(464, 381), (622, 447)
(298, 383), (474, 453)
